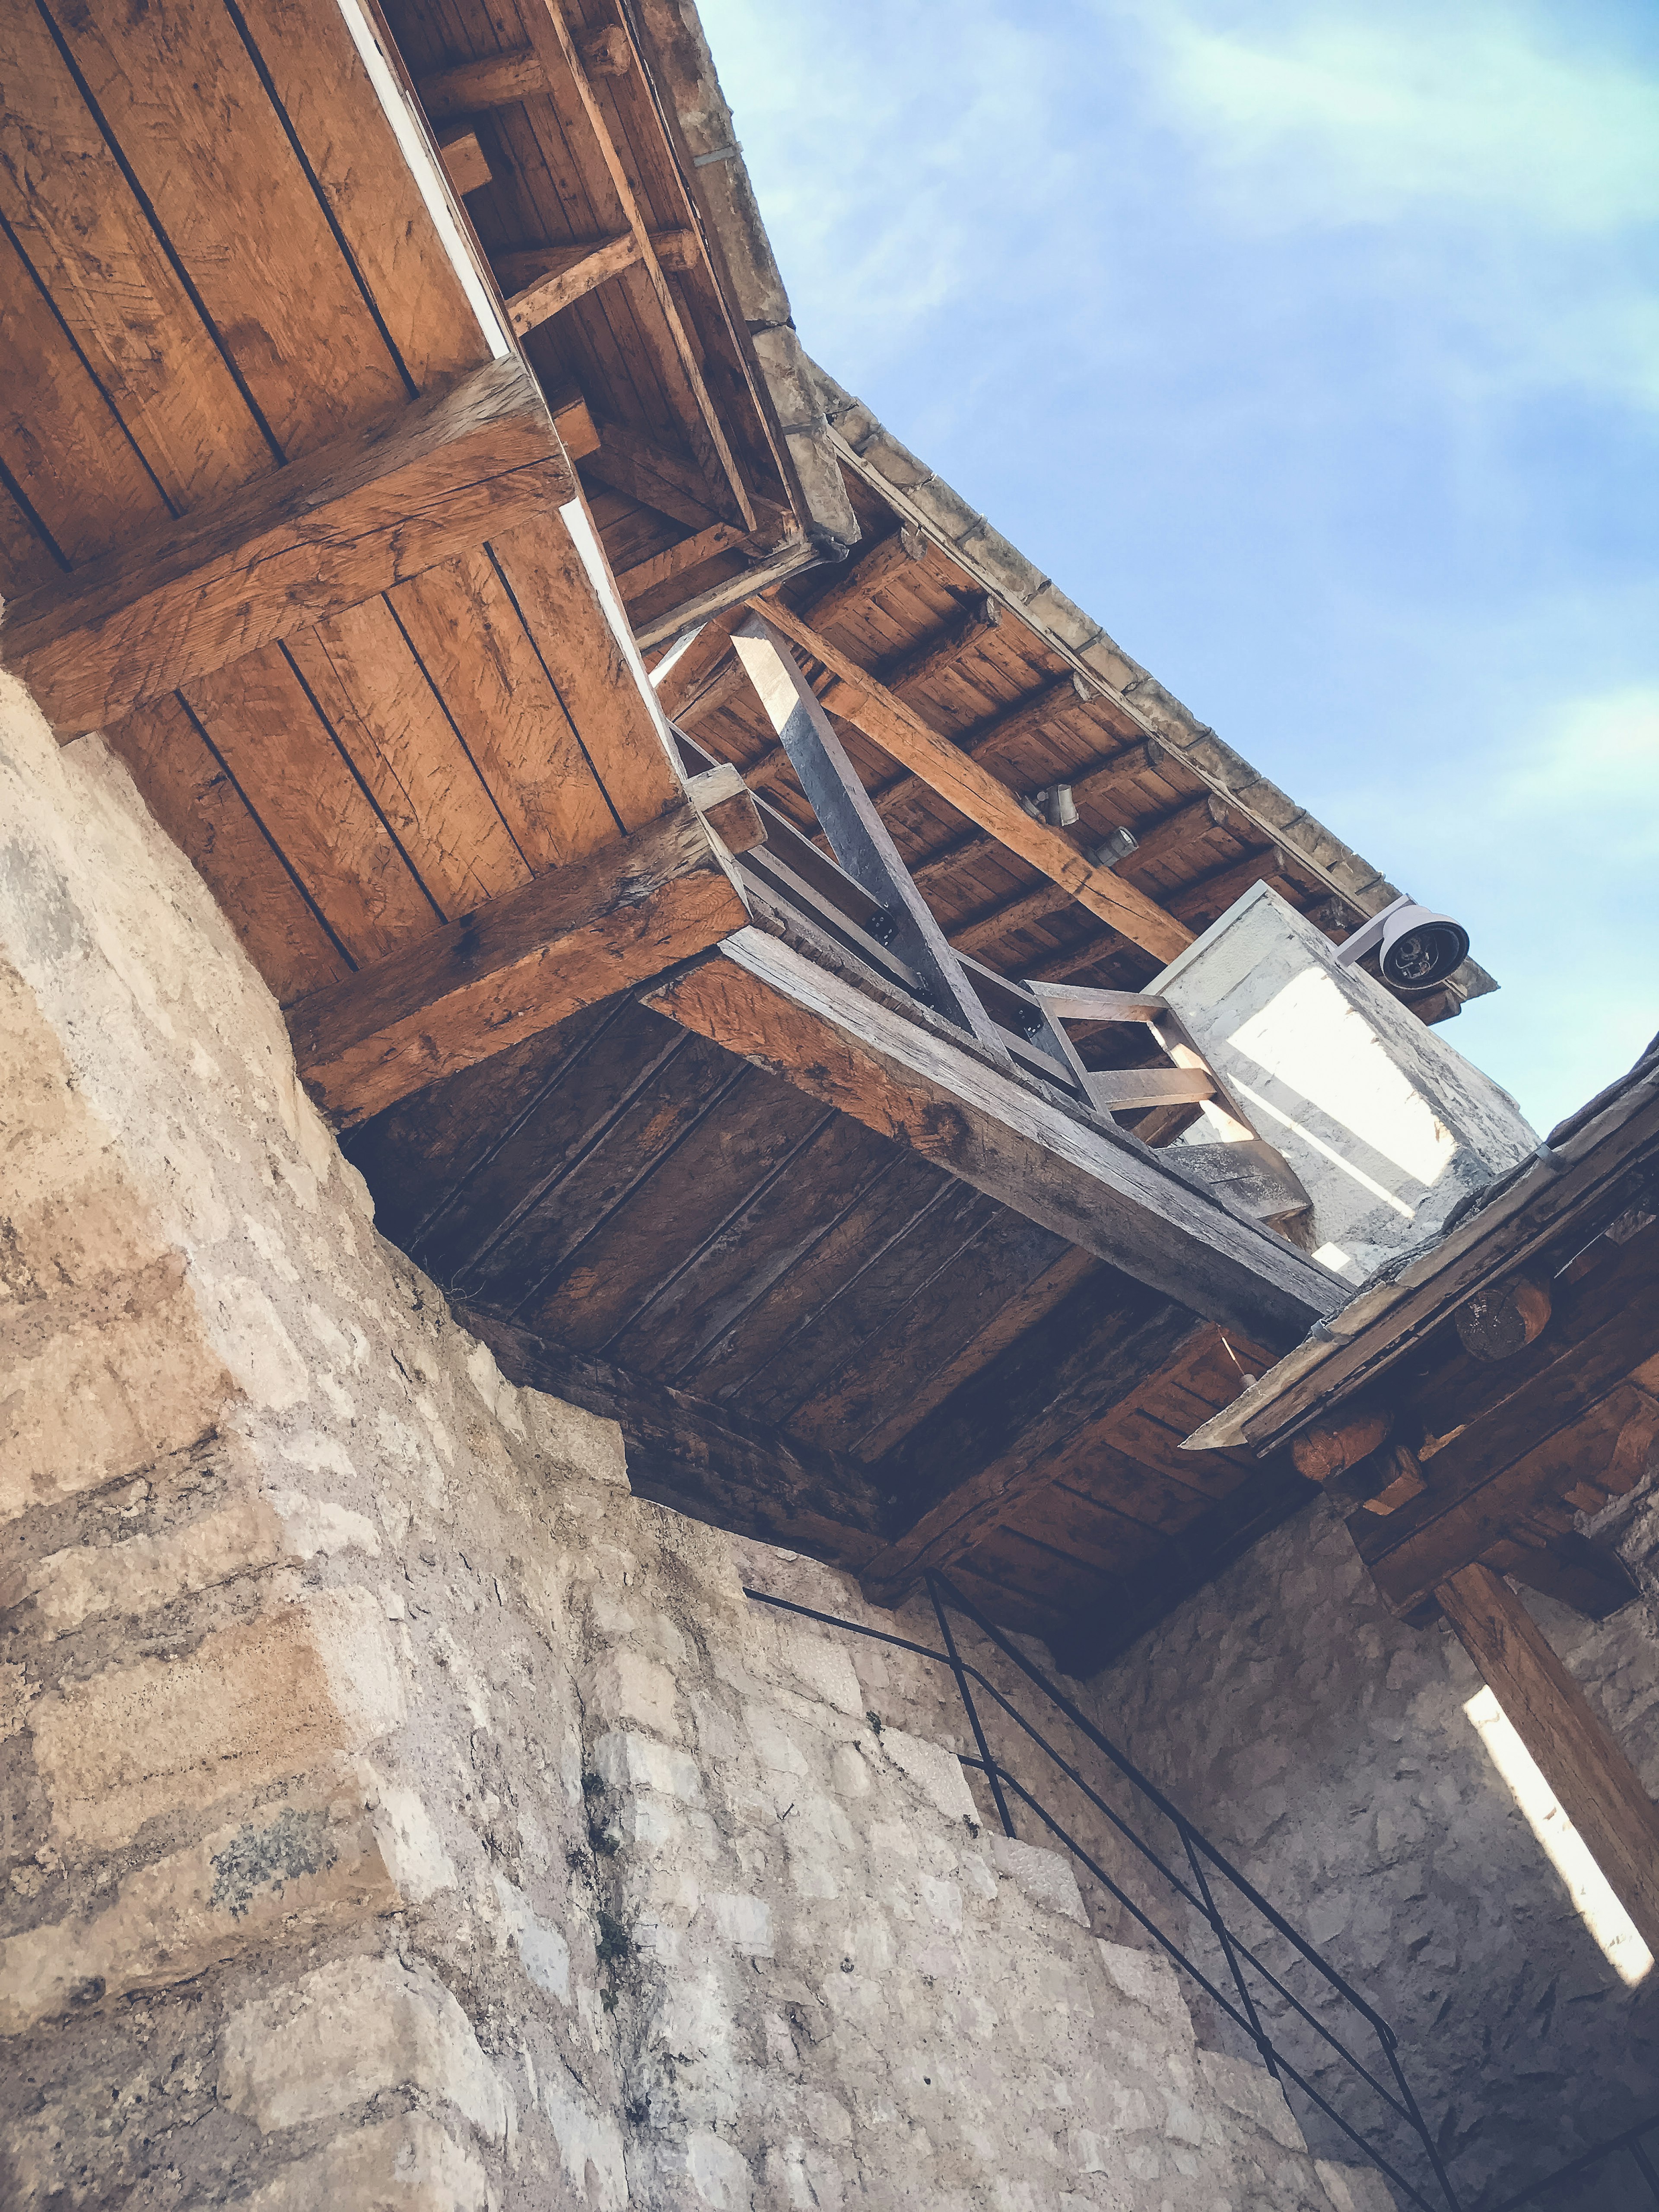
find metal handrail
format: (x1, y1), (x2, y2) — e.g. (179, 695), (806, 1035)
(743, 1573), (1462, 2212)
(1487, 2110), (1659, 2209)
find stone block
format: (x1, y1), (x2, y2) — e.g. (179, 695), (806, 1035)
(0, 1780), (404, 2032)
(594, 1727), (703, 1802)
(880, 1727), (976, 1821)
(218, 1953), (510, 2141)
(31, 1586), (405, 1847)
(242, 2113), (489, 2211)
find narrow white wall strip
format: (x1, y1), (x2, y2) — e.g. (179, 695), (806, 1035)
(1465, 1685), (1653, 1986)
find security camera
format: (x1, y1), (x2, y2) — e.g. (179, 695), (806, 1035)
(1333, 893), (1471, 992)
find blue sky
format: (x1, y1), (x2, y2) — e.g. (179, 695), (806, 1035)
(699, 0), (1659, 1134)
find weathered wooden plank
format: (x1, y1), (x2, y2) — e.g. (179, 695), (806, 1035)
(949, 880), (1068, 958)
(1438, 1561), (1659, 1955)
(288, 799), (748, 1124)
(676, 1152), (950, 1402)
(102, 691), (347, 1006)
(1170, 846), (1294, 928)
(520, 1062), (832, 1350)
(185, 644), (437, 965)
(341, 1000), (625, 1253)
(877, 596), (1001, 696)
(1086, 1067), (1214, 1112)
(461, 1024), (741, 1303)
(1118, 793), (1231, 878)
(855, 1244), (1101, 1463)
(506, 235), (642, 334)
(606, 1112), (893, 1378)
(736, 1181), (995, 1427)
(419, 44), (545, 121)
(790, 1208), (1080, 1458)
(287, 599), (533, 915)
(236, 0), (487, 391)
(6, 359), (572, 734)
(388, 550), (617, 873)
(642, 928), (1344, 1346)
(487, 511), (683, 831)
(54, 0), (407, 453)
(513, 0), (754, 526)
(861, 1279), (1203, 1595)
(410, 1002), (688, 1284)
(0, 1), (272, 511)
(758, 598), (1192, 963)
(0, 229), (172, 566)
(581, 420), (722, 531)
(619, 521), (748, 602)
(464, 1310), (885, 1569)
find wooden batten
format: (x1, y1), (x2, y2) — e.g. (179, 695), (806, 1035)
(505, 235), (642, 334)
(1439, 1562), (1659, 1955)
(289, 801), (748, 1125)
(4, 358), (570, 735)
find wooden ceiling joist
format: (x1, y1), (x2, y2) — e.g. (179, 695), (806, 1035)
(752, 597), (1194, 963)
(289, 790), (757, 1125)
(3, 357), (569, 735)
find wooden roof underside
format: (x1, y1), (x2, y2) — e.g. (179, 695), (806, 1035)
(1, 0), (1362, 1665)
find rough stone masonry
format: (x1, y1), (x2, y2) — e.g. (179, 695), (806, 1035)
(0, 681), (1408, 2206)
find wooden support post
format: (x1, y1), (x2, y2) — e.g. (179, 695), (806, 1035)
(289, 800), (748, 1125)
(1439, 1561), (1659, 1955)
(420, 45), (544, 122)
(730, 613), (1010, 1055)
(3, 358), (571, 734)
(753, 597), (1193, 963)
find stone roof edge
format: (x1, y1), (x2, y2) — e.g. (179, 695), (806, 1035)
(803, 356), (1498, 1004)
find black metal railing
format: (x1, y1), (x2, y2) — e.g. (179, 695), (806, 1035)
(745, 1569), (1462, 2212)
(1489, 2111), (1659, 2210)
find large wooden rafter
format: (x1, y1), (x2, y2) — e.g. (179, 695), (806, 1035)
(3, 358), (570, 734)
(748, 595), (1194, 965)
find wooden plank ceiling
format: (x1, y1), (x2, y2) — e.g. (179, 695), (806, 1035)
(0, 0), (1362, 1665)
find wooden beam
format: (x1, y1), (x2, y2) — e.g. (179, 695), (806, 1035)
(861, 1280), (1204, 1596)
(461, 1310), (886, 1568)
(756, 598), (1193, 963)
(419, 45), (543, 122)
(1169, 846), (1293, 928)
(800, 524), (927, 634)
(950, 880), (1069, 958)
(504, 235), (642, 334)
(578, 24), (632, 75)
(730, 615), (1007, 1053)
(1439, 1561), (1659, 1955)
(1485, 1534), (1639, 1622)
(1118, 792), (1232, 877)
(640, 926), (1347, 1346)
(1364, 1382), (1659, 1616)
(494, 231), (696, 292)
(618, 522), (748, 603)
(436, 126), (493, 196)
(582, 420), (722, 531)
(1085, 1067), (1214, 1112)
(289, 800), (747, 1125)
(875, 595), (1000, 695)
(4, 359), (569, 735)
(517, 0), (754, 528)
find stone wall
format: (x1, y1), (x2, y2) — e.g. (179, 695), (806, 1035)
(0, 674), (1397, 2209)
(1087, 1490), (1659, 2209)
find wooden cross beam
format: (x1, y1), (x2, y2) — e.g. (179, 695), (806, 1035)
(289, 785), (758, 1126)
(3, 358), (570, 736)
(751, 596), (1194, 964)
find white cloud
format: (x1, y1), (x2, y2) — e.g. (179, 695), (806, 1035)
(1124, 6), (1659, 232)
(1494, 685), (1659, 861)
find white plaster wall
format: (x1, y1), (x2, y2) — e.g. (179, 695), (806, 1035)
(1152, 887), (1536, 1284)
(0, 675), (1383, 2209)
